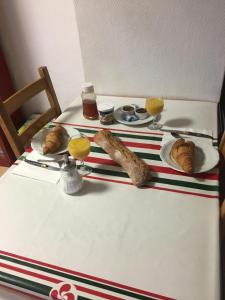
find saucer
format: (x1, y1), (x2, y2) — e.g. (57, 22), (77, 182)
(114, 106), (154, 126)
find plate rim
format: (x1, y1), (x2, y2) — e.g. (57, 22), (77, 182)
(113, 106), (154, 126)
(160, 138), (219, 174)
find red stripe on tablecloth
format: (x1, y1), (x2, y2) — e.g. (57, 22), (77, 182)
(0, 262), (123, 300)
(0, 283), (45, 300)
(76, 286), (123, 300)
(0, 250), (175, 300)
(85, 175), (133, 186)
(151, 186), (218, 199)
(88, 136), (161, 150)
(118, 141), (161, 150)
(149, 167), (218, 180)
(85, 156), (218, 180)
(0, 262), (59, 284)
(53, 121), (163, 136)
(22, 148), (218, 180)
(85, 175), (218, 199)
(85, 156), (119, 166)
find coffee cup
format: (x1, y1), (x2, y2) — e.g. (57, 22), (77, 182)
(135, 108), (149, 120)
(122, 105), (136, 116)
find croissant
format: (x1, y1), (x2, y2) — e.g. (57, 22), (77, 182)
(43, 125), (66, 154)
(170, 138), (195, 174)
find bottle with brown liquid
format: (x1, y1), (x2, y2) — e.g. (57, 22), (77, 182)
(81, 83), (98, 120)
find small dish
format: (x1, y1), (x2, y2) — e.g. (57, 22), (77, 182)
(135, 108), (149, 120)
(122, 105), (136, 116)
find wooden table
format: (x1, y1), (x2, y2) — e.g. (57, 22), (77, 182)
(0, 96), (220, 300)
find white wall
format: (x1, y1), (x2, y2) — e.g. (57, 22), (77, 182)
(0, 0), (224, 115)
(0, 0), (84, 114)
(75, 0), (225, 102)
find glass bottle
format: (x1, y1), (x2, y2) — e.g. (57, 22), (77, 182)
(81, 82), (98, 120)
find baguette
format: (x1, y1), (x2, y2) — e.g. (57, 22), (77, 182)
(94, 130), (151, 187)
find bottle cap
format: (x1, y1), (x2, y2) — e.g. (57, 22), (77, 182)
(97, 103), (114, 113)
(81, 82), (94, 93)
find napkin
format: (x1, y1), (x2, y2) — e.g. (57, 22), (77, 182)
(161, 127), (213, 146)
(11, 152), (61, 184)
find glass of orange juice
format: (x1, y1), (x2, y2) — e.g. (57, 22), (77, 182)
(68, 133), (91, 175)
(145, 97), (164, 130)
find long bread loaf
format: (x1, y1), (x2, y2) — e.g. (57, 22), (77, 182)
(94, 130), (151, 187)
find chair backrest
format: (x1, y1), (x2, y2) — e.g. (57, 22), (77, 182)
(0, 66), (61, 158)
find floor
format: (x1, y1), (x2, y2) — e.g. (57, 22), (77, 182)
(0, 166), (8, 176)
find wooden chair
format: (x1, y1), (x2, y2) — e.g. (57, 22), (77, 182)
(0, 66), (61, 159)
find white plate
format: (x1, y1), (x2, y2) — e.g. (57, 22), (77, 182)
(160, 138), (219, 173)
(31, 126), (80, 157)
(114, 107), (154, 126)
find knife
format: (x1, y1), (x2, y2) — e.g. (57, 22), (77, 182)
(160, 128), (213, 139)
(24, 159), (60, 171)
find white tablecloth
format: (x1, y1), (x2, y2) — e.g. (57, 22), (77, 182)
(0, 96), (220, 300)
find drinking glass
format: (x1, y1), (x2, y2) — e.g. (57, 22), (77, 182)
(68, 133), (92, 175)
(145, 97), (164, 130)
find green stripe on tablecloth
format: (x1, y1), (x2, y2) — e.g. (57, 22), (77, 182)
(75, 127), (162, 141)
(18, 156), (26, 161)
(18, 147), (161, 162)
(0, 255), (161, 300)
(49, 123), (218, 146)
(17, 153), (217, 191)
(0, 271), (92, 300)
(91, 146), (161, 161)
(48, 124), (162, 142)
(27, 123), (218, 196)
(91, 167), (218, 191)
(151, 177), (218, 191)
(0, 270), (51, 296)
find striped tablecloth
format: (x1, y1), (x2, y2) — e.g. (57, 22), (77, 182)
(53, 122), (219, 200)
(0, 250), (175, 300)
(0, 121), (219, 300)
